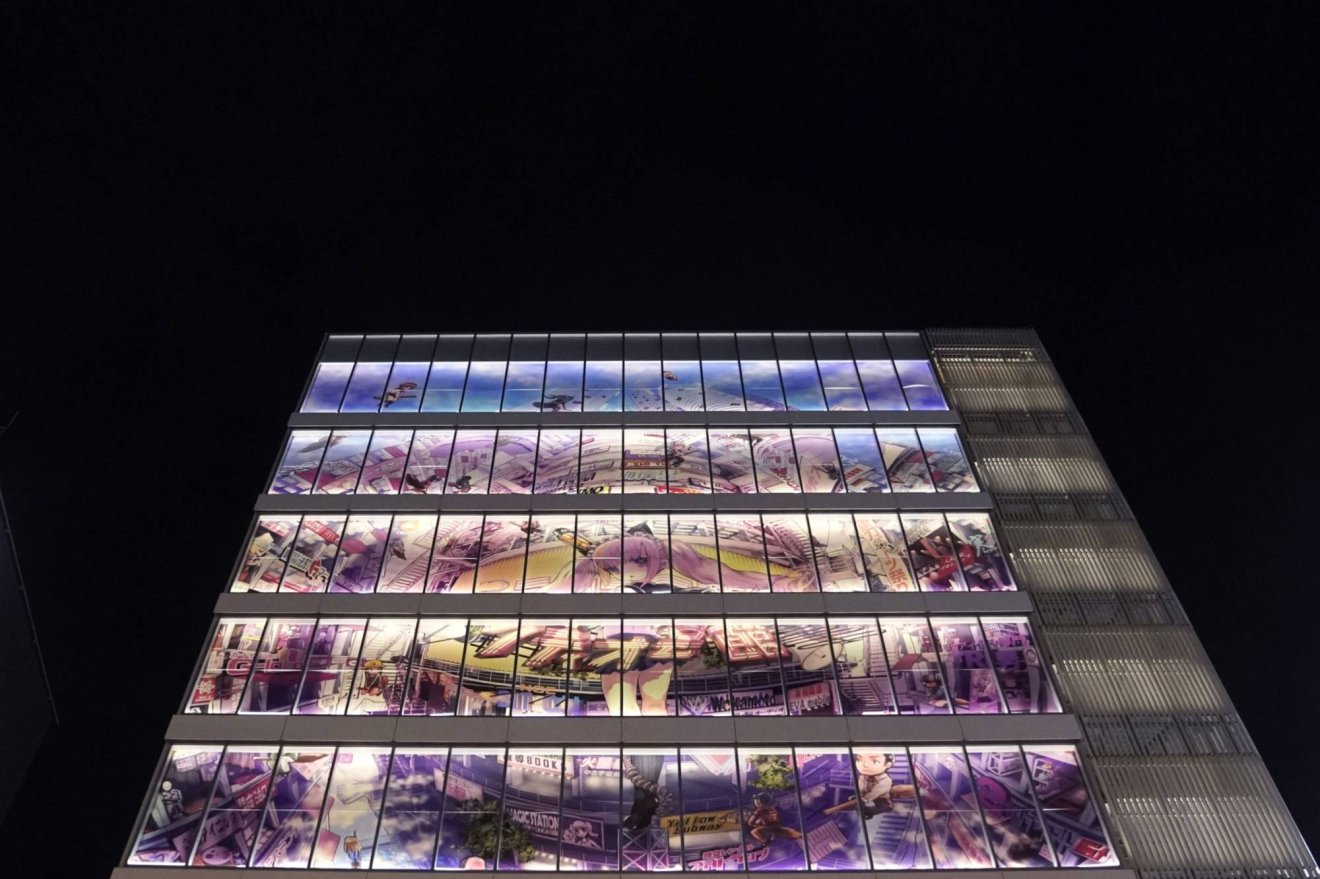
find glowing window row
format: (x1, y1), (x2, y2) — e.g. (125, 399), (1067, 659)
(304, 359), (946, 414)
(270, 427), (977, 496)
(131, 741), (1114, 870)
(236, 511), (1012, 594)
(188, 614), (1058, 718)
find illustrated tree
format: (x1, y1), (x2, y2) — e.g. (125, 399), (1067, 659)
(461, 799), (535, 864)
(749, 755), (795, 790)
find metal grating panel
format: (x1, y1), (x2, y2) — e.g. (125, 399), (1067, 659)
(1004, 521), (1166, 593)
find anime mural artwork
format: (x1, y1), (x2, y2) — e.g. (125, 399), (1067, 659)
(189, 618), (266, 714)
(833, 428), (889, 493)
(621, 748), (683, 871)
(791, 429), (845, 493)
(850, 749), (931, 870)
(314, 431), (370, 494)
(433, 749), (509, 869)
(532, 430), (580, 494)
(910, 749), (994, 869)
(559, 750), (625, 870)
(473, 516), (534, 593)
(270, 430), (331, 495)
(234, 515), (298, 592)
(490, 430), (539, 493)
(310, 747), (391, 868)
(903, 514), (967, 592)
(357, 430), (413, 494)
(666, 429), (714, 493)
(875, 429), (935, 493)
(372, 749), (448, 869)
(760, 514), (820, 592)
(401, 620), (467, 716)
(918, 429), (978, 492)
(128, 745), (223, 864)
(737, 750), (807, 870)
(708, 430), (759, 493)
(446, 430), (496, 493)
(663, 361), (706, 411)
(279, 516), (345, 593)
(579, 429), (623, 493)
(520, 515), (578, 594)
(567, 619), (675, 717)
(948, 513), (1013, 591)
(748, 430), (800, 492)
(425, 515), (484, 593)
(965, 748), (1056, 868)
(931, 619), (1005, 713)
(293, 618), (367, 715)
(402, 430), (454, 494)
(498, 750), (566, 869)
(807, 514), (866, 592)
(854, 514), (917, 592)
(249, 747), (335, 867)
(623, 429), (670, 493)
(674, 749), (747, 871)
(239, 619), (316, 714)
(1023, 747), (1117, 867)
(701, 360), (745, 411)
(794, 748), (871, 869)
(347, 618), (418, 716)
(329, 515), (391, 593)
(189, 747), (279, 866)
(981, 619), (1060, 714)
(881, 619), (952, 715)
(376, 515), (437, 594)
(776, 619), (842, 716)
(828, 619), (896, 716)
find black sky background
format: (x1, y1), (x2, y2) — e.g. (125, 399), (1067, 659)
(3, 4), (1319, 874)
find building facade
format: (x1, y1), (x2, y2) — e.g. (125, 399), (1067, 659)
(116, 331), (1312, 878)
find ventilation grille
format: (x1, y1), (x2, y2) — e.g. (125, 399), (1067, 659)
(1048, 627), (1231, 714)
(1004, 521), (1166, 592)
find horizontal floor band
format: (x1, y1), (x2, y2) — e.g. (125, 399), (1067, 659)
(165, 713), (1082, 746)
(117, 869), (1133, 879)
(287, 410), (964, 429)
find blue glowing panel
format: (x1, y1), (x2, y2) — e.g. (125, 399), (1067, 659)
(677, 748), (747, 870)
(818, 360), (866, 411)
(313, 430), (371, 495)
(701, 360), (745, 411)
(270, 430), (329, 495)
(421, 362), (468, 412)
(540, 361), (584, 412)
(358, 430), (413, 495)
(662, 361), (705, 411)
(461, 362), (507, 412)
(378, 362), (428, 412)
(302, 362), (352, 413)
(128, 745), (223, 865)
(625, 360), (664, 412)
(583, 361), (623, 411)
(895, 361), (947, 410)
(372, 748), (447, 868)
(855, 360), (907, 411)
(794, 748), (871, 869)
(502, 362), (547, 411)
(833, 428), (889, 493)
(779, 361), (826, 411)
(740, 360), (786, 411)
(852, 749), (933, 869)
(249, 746), (335, 867)
(965, 748), (1056, 868)
(310, 747), (392, 868)
(919, 428), (978, 492)
(341, 362), (392, 412)
(931, 618), (1005, 714)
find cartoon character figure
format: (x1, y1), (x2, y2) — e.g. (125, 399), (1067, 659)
(661, 369), (679, 381)
(564, 819), (602, 849)
(403, 472), (444, 492)
(921, 673), (969, 709)
(359, 659), (386, 696)
(374, 381), (418, 407)
(534, 393), (578, 412)
(448, 473), (474, 493)
(622, 754), (671, 831)
(159, 780), (185, 821)
(343, 830), (363, 868)
(826, 752), (915, 818)
(745, 792), (802, 849)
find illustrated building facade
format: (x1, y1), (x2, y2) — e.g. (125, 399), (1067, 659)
(117, 330), (1313, 878)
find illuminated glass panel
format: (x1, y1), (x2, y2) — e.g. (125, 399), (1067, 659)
(1022, 746), (1117, 867)
(270, 430), (329, 495)
(852, 748), (932, 870)
(379, 361), (428, 412)
(445, 429), (495, 494)
(402, 430), (453, 494)
(511, 619), (570, 716)
(313, 430), (371, 494)
(532, 429), (580, 494)
(572, 619), (673, 717)
(401, 620), (466, 716)
(358, 430), (413, 495)
(584, 361), (623, 411)
(879, 618), (951, 715)
(794, 747), (871, 869)
(421, 361), (468, 412)
(918, 428), (978, 492)
(948, 513), (1013, 591)
(426, 515), (484, 593)
(668, 514), (721, 593)
(740, 360), (786, 410)
(665, 429), (713, 494)
(762, 514), (819, 592)
(461, 361), (507, 412)
(623, 515), (672, 593)
(294, 618), (367, 715)
(833, 428), (889, 493)
(490, 430), (538, 494)
(128, 745), (223, 865)
(875, 428), (935, 493)
(723, 619), (787, 716)
(376, 515), (436, 594)
(673, 619), (732, 716)
(303, 362), (353, 412)
(714, 515), (771, 592)
(311, 747), (391, 869)
(562, 749), (624, 870)
(738, 749), (807, 870)
(578, 429), (623, 494)
(827, 619), (896, 715)
(701, 361), (745, 411)
(347, 618), (418, 716)
(341, 362), (392, 412)
(541, 360), (584, 412)
(902, 513), (966, 592)
(910, 748), (993, 868)
(854, 514), (917, 592)
(280, 515), (344, 593)
(807, 514), (866, 592)
(779, 361), (826, 411)
(234, 515), (298, 592)
(965, 748), (1056, 868)
(522, 515), (578, 594)
(818, 360), (866, 411)
(501, 749), (565, 869)
(330, 515), (391, 593)
(855, 360), (906, 411)
(930, 618), (1005, 714)
(895, 360), (947, 411)
(791, 429), (844, 493)
(372, 748), (446, 869)
(677, 748), (746, 871)
(434, 749), (507, 869)
(981, 619), (1059, 714)
(623, 429), (669, 494)
(191, 746), (277, 867)
(773, 619), (839, 716)
(622, 747), (681, 871)
(662, 361), (704, 411)
(625, 360), (664, 411)
(501, 361), (547, 411)
(239, 618), (315, 714)
(573, 514), (623, 593)
(473, 515), (532, 593)
(189, 617), (265, 714)
(456, 620), (520, 716)
(749, 429), (800, 493)
(249, 746), (334, 867)
(708, 429), (758, 493)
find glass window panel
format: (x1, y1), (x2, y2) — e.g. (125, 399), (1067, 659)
(792, 429), (844, 493)
(234, 515), (298, 592)
(565, 619), (616, 717)
(239, 619), (315, 714)
(895, 361), (947, 411)
(562, 749), (624, 871)
(490, 430), (538, 494)
(512, 619), (570, 716)
(826, 619), (895, 715)
(584, 361), (623, 411)
(625, 360), (664, 411)
(708, 429), (758, 494)
(341, 362), (392, 412)
(833, 428), (889, 493)
(402, 620), (467, 716)
(572, 618), (675, 717)
(774, 620), (840, 716)
(311, 747), (392, 869)
(191, 746), (278, 867)
(740, 360), (786, 411)
(330, 515), (391, 593)
(540, 360), (584, 412)
(1022, 746), (1118, 867)
(501, 361), (546, 411)
(421, 362), (468, 412)
(875, 428), (934, 493)
(794, 747), (871, 869)
(303, 362), (353, 413)
(377, 515), (437, 594)
(402, 430), (453, 494)
(739, 749), (807, 870)
(965, 748), (1056, 868)
(662, 361), (705, 411)
(578, 428), (622, 495)
(426, 515), (484, 593)
(378, 362), (428, 412)
(294, 618), (367, 715)
(673, 619), (732, 716)
(854, 514), (917, 593)
(779, 361), (826, 411)
(948, 513), (1014, 591)
(856, 360), (906, 411)
(521, 515), (578, 594)
(980, 619), (1060, 713)
(851, 749), (931, 870)
(622, 516), (671, 594)
(347, 618), (418, 716)
(902, 513), (967, 592)
(762, 513), (820, 592)
(373, 748), (447, 869)
(879, 619), (951, 715)
(313, 430), (371, 495)
(358, 430), (413, 495)
(128, 745), (223, 865)
(701, 361), (745, 411)
(249, 746), (335, 867)
(715, 515), (772, 592)
(434, 748), (508, 869)
(722, 619), (787, 716)
(461, 361), (507, 412)
(919, 428), (978, 492)
(910, 748), (994, 868)
(474, 516), (532, 593)
(279, 515), (345, 593)
(446, 429), (495, 494)
(807, 514), (866, 592)
(818, 360), (866, 411)
(532, 429), (580, 494)
(622, 429), (669, 494)
(667, 514), (721, 593)
(270, 430), (329, 495)
(749, 429), (801, 493)
(456, 620), (520, 716)
(573, 514), (623, 593)
(499, 749), (564, 869)
(623, 747), (682, 871)
(189, 618), (266, 714)
(931, 619), (1005, 713)
(664, 429), (712, 494)
(677, 748), (746, 871)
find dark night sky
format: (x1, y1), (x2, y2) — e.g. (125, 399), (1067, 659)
(3, 4), (1319, 873)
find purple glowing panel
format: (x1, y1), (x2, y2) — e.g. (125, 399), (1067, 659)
(249, 746), (335, 867)
(421, 362), (468, 412)
(434, 749), (507, 869)
(378, 362), (428, 412)
(341, 362), (392, 412)
(879, 619), (951, 716)
(930, 619), (1005, 714)
(270, 430), (329, 495)
(833, 428), (889, 493)
(855, 360), (906, 411)
(402, 430), (453, 494)
(818, 360), (867, 411)
(501, 361), (547, 411)
(191, 747), (278, 867)
(445, 430), (495, 494)
(794, 748), (871, 869)
(294, 618), (367, 715)
(490, 430), (538, 494)
(851, 749), (932, 870)
(965, 748), (1056, 868)
(302, 362), (352, 413)
(188, 618), (266, 714)
(234, 515), (298, 593)
(400, 620), (467, 717)
(239, 619), (315, 714)
(910, 748), (994, 869)
(739, 749), (808, 871)
(128, 745), (223, 865)
(762, 514), (820, 592)
(279, 516), (344, 593)
(377, 515), (437, 594)
(902, 513), (966, 592)
(792, 429), (844, 493)
(895, 361), (947, 410)
(708, 429), (759, 494)
(981, 619), (1060, 714)
(779, 361), (826, 411)
(347, 618), (418, 716)
(311, 747), (392, 869)
(532, 429), (581, 494)
(372, 748), (447, 869)
(330, 515), (391, 593)
(678, 749), (747, 871)
(561, 749), (624, 870)
(313, 430), (371, 495)
(919, 428), (978, 492)
(358, 430), (413, 495)
(1023, 747), (1117, 867)
(949, 513), (1013, 591)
